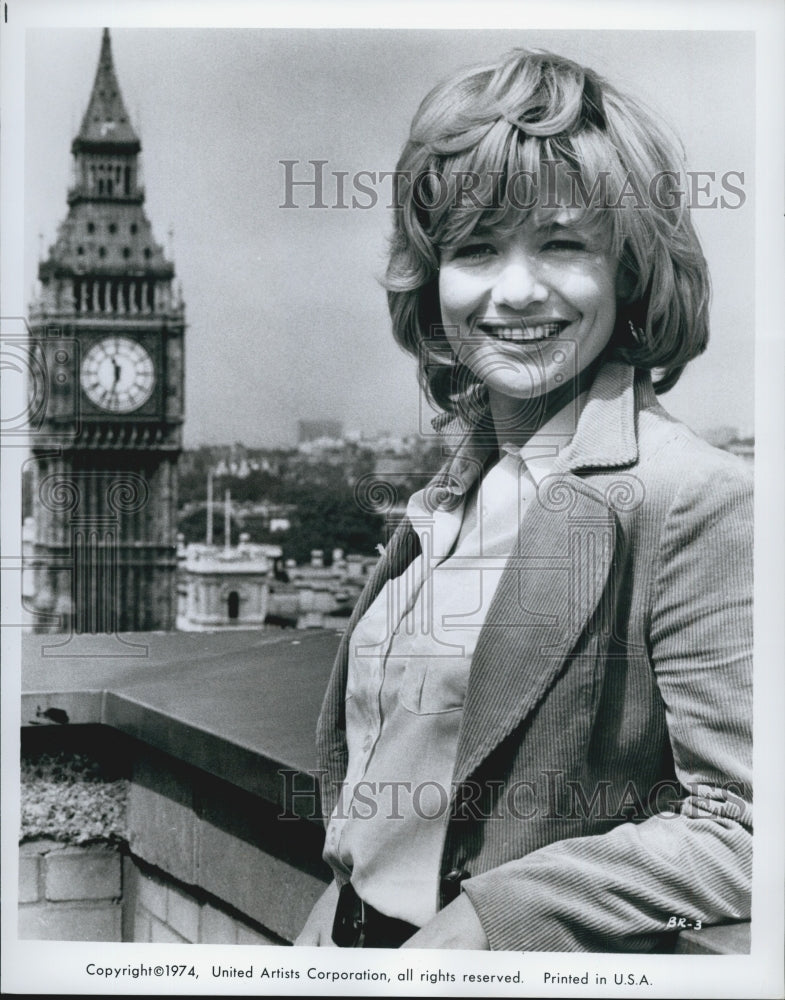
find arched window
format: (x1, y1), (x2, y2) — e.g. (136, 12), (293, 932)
(227, 591), (240, 620)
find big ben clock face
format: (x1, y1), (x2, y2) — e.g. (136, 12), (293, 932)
(80, 336), (155, 413)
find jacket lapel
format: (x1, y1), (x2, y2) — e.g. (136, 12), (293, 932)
(452, 475), (617, 785)
(451, 362), (645, 785)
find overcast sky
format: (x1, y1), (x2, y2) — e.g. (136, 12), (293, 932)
(25, 27), (755, 447)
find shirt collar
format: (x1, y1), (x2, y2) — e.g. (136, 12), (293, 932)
(437, 391), (589, 497)
(432, 361), (646, 488)
(501, 392), (587, 486)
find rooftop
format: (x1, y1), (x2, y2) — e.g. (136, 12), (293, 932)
(22, 628), (341, 804)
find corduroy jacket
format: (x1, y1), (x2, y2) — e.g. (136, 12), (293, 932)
(315, 362), (753, 952)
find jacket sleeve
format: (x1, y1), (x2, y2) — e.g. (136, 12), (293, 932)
(460, 461), (753, 952)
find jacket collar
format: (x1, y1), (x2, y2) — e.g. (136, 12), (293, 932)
(434, 361), (647, 478)
(555, 361), (645, 473)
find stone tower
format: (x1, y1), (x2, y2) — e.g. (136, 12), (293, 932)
(28, 29), (184, 633)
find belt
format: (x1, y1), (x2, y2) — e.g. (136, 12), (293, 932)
(331, 883), (418, 948)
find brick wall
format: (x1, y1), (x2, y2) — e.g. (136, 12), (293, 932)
(124, 861), (284, 945)
(125, 742), (330, 943)
(19, 841), (291, 945)
(19, 840), (123, 941)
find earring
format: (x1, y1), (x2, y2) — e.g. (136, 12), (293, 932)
(628, 319), (646, 344)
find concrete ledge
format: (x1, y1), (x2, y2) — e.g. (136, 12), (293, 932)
(22, 629), (341, 815)
(22, 691), (104, 728)
(22, 630), (339, 943)
(126, 856), (287, 945)
(125, 740), (330, 940)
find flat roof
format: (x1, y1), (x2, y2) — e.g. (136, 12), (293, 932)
(21, 628), (342, 813)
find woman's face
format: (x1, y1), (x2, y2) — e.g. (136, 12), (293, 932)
(438, 208), (620, 402)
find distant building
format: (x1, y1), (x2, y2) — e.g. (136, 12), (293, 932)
(297, 419), (343, 444)
(267, 549), (376, 629)
(176, 539), (282, 631)
(21, 518), (37, 630)
(701, 426), (740, 449)
(702, 428), (754, 467)
(29, 29), (184, 633)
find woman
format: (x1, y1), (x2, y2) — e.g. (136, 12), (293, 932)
(297, 48), (752, 952)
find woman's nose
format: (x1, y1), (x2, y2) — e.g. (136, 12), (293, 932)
(490, 255), (547, 309)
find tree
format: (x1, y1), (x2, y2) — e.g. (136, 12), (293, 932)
(281, 481), (383, 565)
(177, 506), (234, 545)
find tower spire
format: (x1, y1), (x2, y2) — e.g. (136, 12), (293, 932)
(73, 28), (140, 152)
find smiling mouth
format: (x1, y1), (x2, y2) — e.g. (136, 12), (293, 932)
(478, 321), (570, 342)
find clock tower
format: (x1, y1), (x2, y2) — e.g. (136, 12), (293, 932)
(29, 29), (184, 634)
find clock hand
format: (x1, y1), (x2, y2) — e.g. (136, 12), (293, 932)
(112, 359), (121, 385)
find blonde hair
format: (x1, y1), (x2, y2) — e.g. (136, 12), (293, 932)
(385, 48), (711, 412)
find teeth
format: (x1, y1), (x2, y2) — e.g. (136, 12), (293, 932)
(484, 323), (564, 341)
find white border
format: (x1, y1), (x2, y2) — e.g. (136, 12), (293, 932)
(2, 1), (783, 997)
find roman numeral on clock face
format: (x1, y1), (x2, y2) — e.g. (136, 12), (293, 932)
(79, 336), (156, 412)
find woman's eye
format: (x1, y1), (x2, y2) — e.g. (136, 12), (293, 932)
(542, 239), (586, 252)
(451, 243), (496, 261)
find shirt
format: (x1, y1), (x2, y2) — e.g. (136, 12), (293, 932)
(322, 398), (585, 926)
